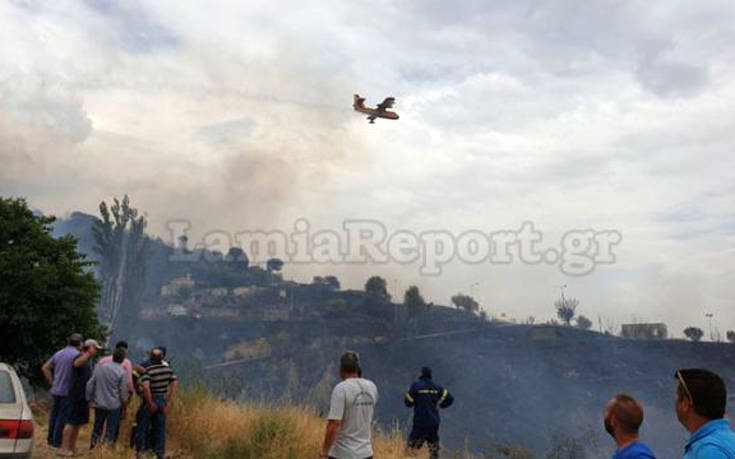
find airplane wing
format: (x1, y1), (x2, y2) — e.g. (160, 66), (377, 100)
(375, 97), (395, 111)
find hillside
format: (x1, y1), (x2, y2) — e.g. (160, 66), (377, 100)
(49, 212), (735, 458)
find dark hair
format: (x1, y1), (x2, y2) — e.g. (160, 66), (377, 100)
(340, 351), (360, 374)
(150, 348), (164, 364)
(115, 341), (129, 349)
(611, 393), (644, 434)
(112, 347), (126, 364)
(676, 369), (727, 420)
(68, 333), (83, 347)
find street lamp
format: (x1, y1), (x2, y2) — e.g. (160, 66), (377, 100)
(705, 312), (714, 341)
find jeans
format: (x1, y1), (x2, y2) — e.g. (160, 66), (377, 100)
(135, 396), (167, 459)
(90, 407), (121, 448)
(47, 395), (70, 447)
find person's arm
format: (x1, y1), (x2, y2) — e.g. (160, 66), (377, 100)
(141, 381), (157, 413)
(41, 359), (54, 386)
(439, 387), (454, 409)
(124, 360), (135, 395)
(321, 385), (345, 459)
(86, 373), (96, 403)
(321, 420), (342, 458)
(73, 351), (92, 368)
(165, 379), (178, 414)
(119, 373), (129, 406)
(404, 383), (415, 407)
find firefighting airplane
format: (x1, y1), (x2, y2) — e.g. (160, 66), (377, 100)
(353, 94), (399, 123)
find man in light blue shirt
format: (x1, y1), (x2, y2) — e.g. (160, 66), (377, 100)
(675, 368), (735, 458)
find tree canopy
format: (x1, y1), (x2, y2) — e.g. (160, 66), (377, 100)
(554, 297), (579, 326)
(451, 293), (479, 313)
(365, 276), (390, 300)
(683, 327), (704, 342)
(0, 197), (105, 385)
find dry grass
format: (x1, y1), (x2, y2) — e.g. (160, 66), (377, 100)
(31, 386), (465, 458)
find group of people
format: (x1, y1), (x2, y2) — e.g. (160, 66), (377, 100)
(42, 333), (178, 458)
(320, 352), (735, 459)
(43, 337), (735, 459)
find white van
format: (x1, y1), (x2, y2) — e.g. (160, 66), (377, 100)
(0, 363), (33, 458)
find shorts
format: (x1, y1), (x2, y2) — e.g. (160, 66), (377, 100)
(67, 400), (90, 426)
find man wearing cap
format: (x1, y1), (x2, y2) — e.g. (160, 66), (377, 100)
(58, 338), (101, 456)
(675, 368), (735, 458)
(404, 366), (454, 459)
(321, 351), (378, 459)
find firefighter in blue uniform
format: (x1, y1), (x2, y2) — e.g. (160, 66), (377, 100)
(404, 366), (454, 459)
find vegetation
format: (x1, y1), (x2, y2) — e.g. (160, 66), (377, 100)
(30, 387), (438, 459)
(93, 195), (149, 333)
(684, 327), (704, 342)
(554, 297), (579, 326)
(403, 285), (426, 316)
(451, 293), (479, 313)
(0, 196), (105, 385)
(364, 275), (390, 300)
(727, 330), (735, 344)
(575, 315), (592, 330)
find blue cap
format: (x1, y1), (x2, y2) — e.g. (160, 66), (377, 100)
(421, 366), (432, 378)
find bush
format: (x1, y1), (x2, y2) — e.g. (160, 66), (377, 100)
(684, 327), (704, 342)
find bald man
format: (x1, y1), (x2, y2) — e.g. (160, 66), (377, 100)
(604, 394), (656, 458)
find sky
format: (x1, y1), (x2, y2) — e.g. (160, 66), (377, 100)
(1, 0), (734, 337)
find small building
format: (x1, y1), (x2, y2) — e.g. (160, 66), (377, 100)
(161, 273), (195, 296)
(621, 323), (668, 340)
(232, 287), (252, 297)
(529, 325), (564, 341)
(167, 304), (188, 317)
(210, 287), (229, 298)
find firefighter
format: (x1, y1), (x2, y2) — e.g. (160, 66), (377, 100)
(404, 366), (454, 459)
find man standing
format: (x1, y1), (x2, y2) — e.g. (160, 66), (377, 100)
(87, 347), (129, 448)
(321, 351), (378, 459)
(136, 348), (178, 459)
(603, 393), (656, 458)
(404, 366), (454, 459)
(41, 333), (83, 448)
(675, 368), (735, 458)
(95, 341), (135, 397)
(58, 339), (101, 456)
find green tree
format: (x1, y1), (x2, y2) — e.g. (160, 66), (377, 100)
(364, 276), (390, 300)
(451, 293), (479, 313)
(93, 195), (149, 334)
(0, 197), (105, 385)
(684, 327), (704, 342)
(404, 285), (426, 316)
(727, 330), (735, 344)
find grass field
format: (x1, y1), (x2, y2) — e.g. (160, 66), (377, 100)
(31, 387), (470, 458)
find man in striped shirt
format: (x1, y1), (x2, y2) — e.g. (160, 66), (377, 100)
(134, 349), (178, 459)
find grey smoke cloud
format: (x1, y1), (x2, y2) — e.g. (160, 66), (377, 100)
(1, 1), (735, 335)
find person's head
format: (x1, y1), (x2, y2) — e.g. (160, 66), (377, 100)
(420, 366), (432, 379)
(675, 369), (727, 431)
(150, 348), (164, 365)
(114, 341), (128, 350)
(84, 339), (102, 356)
(157, 346), (167, 358)
(68, 333), (83, 348)
(339, 351), (361, 379)
(112, 347), (126, 364)
(604, 394), (644, 440)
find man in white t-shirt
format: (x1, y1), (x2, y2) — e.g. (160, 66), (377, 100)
(321, 351), (378, 459)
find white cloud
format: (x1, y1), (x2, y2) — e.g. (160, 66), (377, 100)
(1, 0), (734, 336)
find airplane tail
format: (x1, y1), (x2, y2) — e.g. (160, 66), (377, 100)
(353, 94), (366, 109)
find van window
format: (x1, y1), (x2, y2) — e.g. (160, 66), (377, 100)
(0, 371), (17, 403)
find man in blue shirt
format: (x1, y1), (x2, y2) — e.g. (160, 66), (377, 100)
(675, 368), (735, 458)
(404, 367), (453, 459)
(603, 393), (656, 458)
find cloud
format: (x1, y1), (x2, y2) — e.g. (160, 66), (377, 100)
(1, 0), (735, 334)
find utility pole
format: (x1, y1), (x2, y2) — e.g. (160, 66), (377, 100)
(706, 312), (714, 341)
